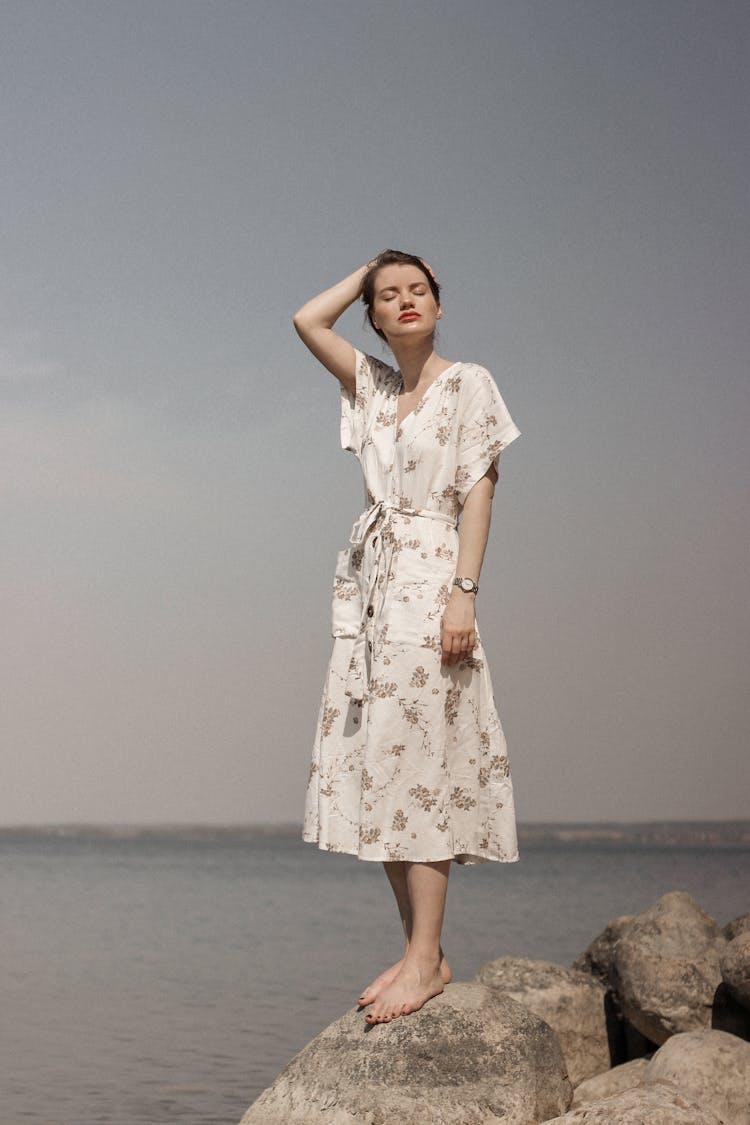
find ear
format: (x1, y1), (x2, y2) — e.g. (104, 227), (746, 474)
(436, 304), (442, 320)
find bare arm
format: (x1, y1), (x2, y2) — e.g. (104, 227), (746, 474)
(292, 262), (374, 393)
(441, 464), (498, 666)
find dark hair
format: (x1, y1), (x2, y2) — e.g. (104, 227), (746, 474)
(361, 249), (441, 342)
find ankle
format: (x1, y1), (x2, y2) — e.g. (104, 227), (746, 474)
(404, 947), (442, 970)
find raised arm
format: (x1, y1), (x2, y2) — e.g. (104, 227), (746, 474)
(292, 262), (374, 394)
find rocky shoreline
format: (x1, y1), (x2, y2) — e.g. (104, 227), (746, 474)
(239, 891), (750, 1124)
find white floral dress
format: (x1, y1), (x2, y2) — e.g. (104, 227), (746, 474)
(302, 348), (522, 865)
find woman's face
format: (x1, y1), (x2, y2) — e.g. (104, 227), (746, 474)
(370, 263), (441, 344)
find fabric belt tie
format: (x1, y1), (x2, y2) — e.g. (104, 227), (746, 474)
(344, 500), (457, 701)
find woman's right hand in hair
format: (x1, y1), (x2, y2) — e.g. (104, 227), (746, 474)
(292, 262), (374, 392)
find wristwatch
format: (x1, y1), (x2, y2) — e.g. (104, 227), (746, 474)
(453, 576), (479, 595)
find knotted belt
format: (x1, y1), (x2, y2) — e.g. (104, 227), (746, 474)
(344, 499), (457, 701)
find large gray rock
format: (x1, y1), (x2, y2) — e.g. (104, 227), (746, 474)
(570, 1056), (649, 1107)
(572, 914), (634, 982)
(539, 1082), (723, 1124)
(724, 912), (750, 941)
(239, 983), (572, 1125)
(573, 914), (655, 1064)
(611, 891), (725, 1044)
(645, 1029), (750, 1125)
(721, 932), (750, 1010)
(474, 956), (610, 1085)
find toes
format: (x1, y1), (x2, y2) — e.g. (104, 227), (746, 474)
(359, 980), (383, 1004)
(364, 998), (409, 1022)
(365, 1009), (391, 1024)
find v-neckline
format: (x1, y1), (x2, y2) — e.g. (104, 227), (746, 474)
(394, 361), (461, 437)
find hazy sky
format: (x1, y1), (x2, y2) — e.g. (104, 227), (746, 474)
(2, 1), (748, 825)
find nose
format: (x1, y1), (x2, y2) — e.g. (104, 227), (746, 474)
(399, 292), (414, 308)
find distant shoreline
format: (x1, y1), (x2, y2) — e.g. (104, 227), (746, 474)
(1, 820), (749, 848)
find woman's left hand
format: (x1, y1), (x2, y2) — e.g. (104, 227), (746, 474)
(440, 590), (477, 666)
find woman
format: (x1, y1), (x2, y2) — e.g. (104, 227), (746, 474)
(293, 250), (522, 1026)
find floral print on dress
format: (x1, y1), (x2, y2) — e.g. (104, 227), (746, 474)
(303, 348), (521, 865)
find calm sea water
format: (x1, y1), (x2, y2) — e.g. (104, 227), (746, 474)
(2, 833), (748, 1125)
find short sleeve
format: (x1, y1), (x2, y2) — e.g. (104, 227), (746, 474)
(340, 347), (396, 455)
(455, 366), (521, 505)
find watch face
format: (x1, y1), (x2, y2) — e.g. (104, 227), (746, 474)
(460, 578), (474, 592)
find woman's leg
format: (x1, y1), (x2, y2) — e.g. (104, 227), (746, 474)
(358, 861), (452, 1006)
(358, 863), (411, 1005)
(365, 859), (451, 1023)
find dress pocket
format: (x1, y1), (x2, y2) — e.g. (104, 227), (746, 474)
(330, 548), (362, 639)
(384, 578), (439, 647)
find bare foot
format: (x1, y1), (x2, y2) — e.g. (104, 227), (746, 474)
(364, 957), (445, 1024)
(358, 959), (403, 1007)
(358, 951), (451, 1007)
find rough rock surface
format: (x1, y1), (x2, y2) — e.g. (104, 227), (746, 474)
(474, 956), (610, 1085)
(240, 983), (572, 1125)
(572, 915), (633, 982)
(645, 1028), (750, 1125)
(724, 912), (750, 941)
(611, 891), (725, 1044)
(721, 932), (750, 1010)
(570, 1056), (649, 1107)
(539, 1082), (724, 1124)
(572, 914), (655, 1064)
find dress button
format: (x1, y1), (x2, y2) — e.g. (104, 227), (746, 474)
(367, 605), (374, 618)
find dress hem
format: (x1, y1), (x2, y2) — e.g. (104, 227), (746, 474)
(302, 832), (519, 867)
